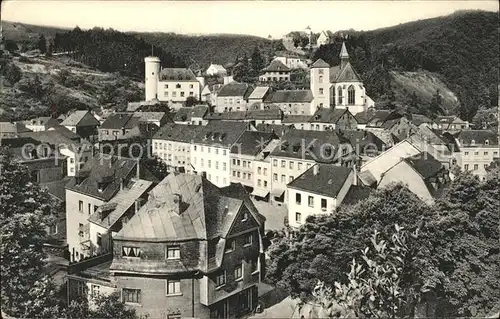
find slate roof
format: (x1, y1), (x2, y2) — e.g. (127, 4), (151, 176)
(191, 122), (247, 147)
(248, 86), (270, 100)
(341, 130), (387, 154)
(205, 109), (282, 121)
(309, 108), (352, 123)
(262, 60), (290, 72)
(342, 185), (374, 206)
(159, 68), (197, 81)
(335, 62), (362, 82)
(455, 130), (498, 145)
(269, 90), (314, 103)
(41, 176), (73, 202)
(100, 113), (136, 130)
(60, 110), (99, 127)
(0, 121), (32, 135)
(288, 164), (352, 198)
(436, 115), (468, 125)
(153, 123), (205, 143)
(340, 42), (349, 58)
(173, 105), (208, 122)
(65, 154), (147, 201)
(19, 131), (92, 149)
(22, 117), (59, 129)
(114, 173), (264, 241)
(282, 115), (313, 123)
(310, 59), (330, 68)
(230, 131), (277, 156)
(134, 112), (170, 123)
(410, 114), (434, 126)
(122, 123), (160, 139)
(271, 129), (353, 163)
(217, 82), (251, 97)
(47, 125), (81, 141)
(405, 152), (443, 179)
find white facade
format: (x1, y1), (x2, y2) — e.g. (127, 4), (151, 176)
(269, 155), (314, 201)
(316, 31), (330, 47)
(310, 67), (331, 108)
(59, 145), (92, 176)
(144, 57), (161, 101)
(273, 57), (308, 69)
(190, 144), (231, 187)
(206, 64), (227, 76)
(152, 138), (193, 174)
(333, 83), (372, 115)
(157, 80), (202, 103)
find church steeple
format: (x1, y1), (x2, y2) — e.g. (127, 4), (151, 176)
(340, 42), (349, 70)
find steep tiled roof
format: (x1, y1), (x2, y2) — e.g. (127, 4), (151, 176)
(456, 130), (498, 145)
(256, 123), (294, 136)
(340, 42), (349, 58)
(205, 109), (282, 121)
(335, 62), (362, 82)
(47, 125), (81, 141)
(230, 131), (277, 156)
(269, 90), (314, 103)
(159, 68), (197, 81)
(282, 115), (312, 123)
(173, 106), (208, 122)
(41, 177), (72, 202)
(309, 107), (352, 124)
(410, 114), (433, 126)
(122, 123), (160, 139)
(153, 123), (205, 143)
(436, 115), (468, 125)
(342, 185), (374, 206)
(217, 82), (251, 97)
(271, 129), (353, 163)
(341, 130), (387, 155)
(310, 59), (330, 68)
(100, 113), (136, 130)
(60, 110), (99, 127)
(262, 60), (290, 72)
(405, 152), (444, 179)
(191, 122), (247, 147)
(288, 164), (352, 198)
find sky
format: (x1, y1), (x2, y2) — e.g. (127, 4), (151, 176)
(2, 1), (498, 38)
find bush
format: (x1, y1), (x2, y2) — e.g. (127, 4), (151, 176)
(4, 63), (23, 85)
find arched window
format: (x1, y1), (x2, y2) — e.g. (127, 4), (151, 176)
(319, 75), (323, 83)
(337, 86), (343, 105)
(348, 85), (355, 105)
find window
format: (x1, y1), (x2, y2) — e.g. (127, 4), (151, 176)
(289, 176), (294, 182)
(233, 170), (236, 177)
(295, 212), (302, 224)
(484, 152), (488, 155)
(234, 264), (243, 280)
(91, 284), (100, 298)
(248, 173), (252, 180)
(258, 167), (262, 174)
(308, 196), (314, 207)
(464, 164), (469, 170)
(337, 86), (343, 104)
(319, 75), (323, 83)
(225, 240), (235, 253)
(223, 163), (227, 171)
(264, 168), (268, 176)
(281, 160), (285, 167)
(176, 83), (181, 89)
(298, 162), (302, 170)
(348, 85), (355, 105)
(244, 233), (252, 246)
(97, 233), (102, 246)
(166, 279), (181, 295)
(233, 159), (236, 165)
(88, 203), (91, 214)
(208, 160), (211, 168)
(189, 84), (194, 89)
(194, 145), (197, 151)
(474, 152), (479, 156)
(49, 224), (58, 235)
(243, 173), (247, 179)
(273, 173), (278, 181)
(289, 161), (294, 169)
(281, 175), (286, 183)
(79, 200), (84, 212)
(208, 147), (211, 154)
(223, 150), (226, 156)
(216, 161), (219, 170)
(237, 159), (241, 166)
(321, 198), (327, 211)
(243, 161), (247, 168)
(166, 246), (180, 259)
(258, 179), (262, 186)
(319, 88), (324, 95)
(474, 164), (478, 170)
(273, 159), (277, 167)
(464, 151), (469, 156)
(122, 288), (141, 304)
(70, 158), (75, 164)
(201, 159), (204, 167)
(122, 247), (141, 258)
(237, 171), (241, 178)
(216, 271), (226, 287)
(264, 181), (268, 187)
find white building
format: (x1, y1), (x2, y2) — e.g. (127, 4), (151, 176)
(287, 164), (355, 228)
(205, 63), (227, 76)
(316, 31), (331, 47)
(273, 56), (308, 69)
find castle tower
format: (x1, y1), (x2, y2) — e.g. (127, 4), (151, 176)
(340, 42), (349, 70)
(310, 59), (331, 110)
(196, 70), (205, 89)
(144, 56), (160, 101)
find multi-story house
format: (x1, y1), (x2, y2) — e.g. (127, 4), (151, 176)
(230, 131), (278, 190)
(66, 173), (266, 319)
(316, 30), (331, 46)
(0, 115), (32, 138)
(206, 63), (227, 76)
(259, 60), (291, 82)
(190, 122), (248, 187)
(273, 56), (308, 70)
(282, 114), (314, 130)
(215, 82), (253, 113)
(450, 130), (499, 180)
(19, 130), (93, 176)
(266, 90), (315, 115)
(308, 107), (358, 131)
(152, 123), (205, 174)
(436, 115), (470, 132)
(247, 86), (272, 108)
(268, 129), (355, 203)
(65, 154), (157, 261)
(60, 110), (100, 140)
(173, 105), (209, 126)
(287, 164), (355, 227)
(21, 116), (60, 132)
(252, 139), (282, 201)
(98, 112), (170, 142)
(205, 109), (283, 126)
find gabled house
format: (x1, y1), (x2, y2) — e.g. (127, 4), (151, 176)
(173, 105), (209, 126)
(259, 60), (291, 82)
(206, 63), (227, 76)
(308, 107), (358, 131)
(215, 82), (253, 113)
(60, 110), (100, 140)
(266, 89), (315, 115)
(21, 116), (60, 132)
(0, 116), (32, 138)
(436, 115), (470, 132)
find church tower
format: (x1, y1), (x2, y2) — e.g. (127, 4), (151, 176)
(144, 56), (160, 101)
(340, 42), (349, 70)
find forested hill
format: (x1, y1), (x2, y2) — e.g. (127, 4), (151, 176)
(132, 32), (282, 69)
(314, 10), (499, 121)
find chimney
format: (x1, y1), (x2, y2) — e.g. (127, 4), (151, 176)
(313, 164), (319, 176)
(120, 178), (124, 190)
(135, 198), (143, 214)
(352, 164), (357, 186)
(172, 194), (181, 214)
(135, 159), (140, 179)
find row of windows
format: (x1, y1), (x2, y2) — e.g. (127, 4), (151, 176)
(122, 280), (183, 305)
(215, 259), (258, 288)
(336, 86), (356, 105)
(78, 201), (99, 215)
(223, 98), (242, 104)
(256, 167), (268, 176)
(194, 158), (227, 171)
(101, 130), (123, 136)
(122, 246), (180, 259)
(193, 145), (227, 156)
(273, 159), (312, 170)
(464, 163), (490, 171)
(273, 173), (294, 183)
(233, 159), (252, 168)
(206, 174), (227, 185)
(257, 179), (268, 187)
(464, 151), (497, 156)
(295, 193), (327, 210)
(224, 233), (253, 254)
(164, 83), (195, 89)
(262, 76), (289, 81)
(232, 170), (252, 180)
(164, 91), (195, 98)
(154, 142), (187, 152)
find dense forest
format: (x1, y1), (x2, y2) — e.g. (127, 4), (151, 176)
(52, 27), (185, 79)
(313, 10), (499, 121)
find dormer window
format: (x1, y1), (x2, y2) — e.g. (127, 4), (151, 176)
(485, 140), (489, 145)
(176, 83), (181, 89)
(122, 246), (141, 258)
(471, 139), (475, 145)
(241, 212), (248, 222)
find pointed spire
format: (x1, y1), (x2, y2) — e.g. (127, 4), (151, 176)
(340, 42), (349, 58)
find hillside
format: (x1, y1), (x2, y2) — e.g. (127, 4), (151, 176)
(133, 32), (283, 69)
(314, 10), (499, 120)
(2, 21), (69, 42)
(0, 52), (143, 121)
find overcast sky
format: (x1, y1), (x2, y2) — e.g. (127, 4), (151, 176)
(2, 1), (498, 38)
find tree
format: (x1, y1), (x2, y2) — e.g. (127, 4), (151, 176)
(472, 107), (498, 130)
(38, 34), (47, 54)
(266, 184), (431, 300)
(4, 63), (22, 85)
(429, 89), (444, 118)
(184, 96), (198, 107)
(250, 46), (265, 76)
(311, 226), (422, 318)
(67, 292), (145, 319)
(46, 41), (54, 57)
(0, 149), (60, 317)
